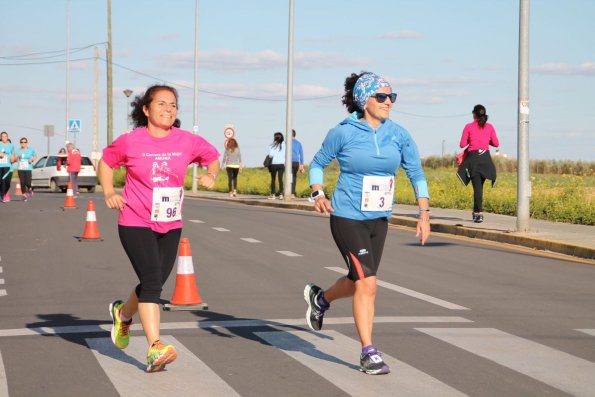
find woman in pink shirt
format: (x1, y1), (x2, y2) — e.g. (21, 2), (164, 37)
(99, 85), (220, 372)
(457, 104), (500, 223)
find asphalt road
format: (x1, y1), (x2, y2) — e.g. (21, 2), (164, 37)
(1, 191), (594, 397)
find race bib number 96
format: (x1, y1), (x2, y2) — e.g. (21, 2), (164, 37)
(151, 187), (184, 222)
(361, 176), (395, 212)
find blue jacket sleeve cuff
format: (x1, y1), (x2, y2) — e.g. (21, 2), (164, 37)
(309, 167), (324, 186)
(413, 180), (430, 199)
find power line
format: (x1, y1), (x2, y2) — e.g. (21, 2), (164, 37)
(0, 42), (106, 60)
(0, 57), (94, 66)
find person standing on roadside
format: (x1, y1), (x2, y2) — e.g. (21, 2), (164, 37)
(267, 132), (285, 199)
(0, 131), (15, 203)
(457, 104), (499, 223)
(99, 84), (220, 373)
(304, 72), (430, 375)
(13, 137), (37, 201)
(65, 142), (81, 197)
(291, 129), (304, 198)
(222, 138), (242, 197)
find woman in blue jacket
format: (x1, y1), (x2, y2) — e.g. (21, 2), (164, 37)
(267, 132), (285, 199)
(304, 72), (431, 375)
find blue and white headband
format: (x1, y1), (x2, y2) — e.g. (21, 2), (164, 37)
(353, 72), (392, 111)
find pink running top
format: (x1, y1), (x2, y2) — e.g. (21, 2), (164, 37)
(102, 127), (220, 233)
(459, 120), (500, 151)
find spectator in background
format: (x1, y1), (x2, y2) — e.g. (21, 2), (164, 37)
(267, 132), (285, 200)
(457, 104), (500, 223)
(291, 129), (304, 198)
(66, 142), (81, 197)
(14, 137), (37, 201)
(0, 131), (15, 202)
(222, 138), (242, 197)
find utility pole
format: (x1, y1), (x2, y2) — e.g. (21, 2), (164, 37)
(106, 0), (114, 145)
(516, 0), (531, 232)
(65, 0), (71, 145)
(93, 47), (99, 167)
(191, 0), (200, 193)
(283, 0), (294, 201)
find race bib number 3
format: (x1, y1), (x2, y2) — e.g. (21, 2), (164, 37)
(361, 176), (395, 211)
(151, 187), (184, 222)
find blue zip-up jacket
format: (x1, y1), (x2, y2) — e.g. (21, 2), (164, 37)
(309, 112), (429, 221)
(268, 142), (286, 165)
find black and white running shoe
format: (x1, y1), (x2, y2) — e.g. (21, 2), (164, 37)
(360, 349), (390, 375)
(303, 283), (326, 331)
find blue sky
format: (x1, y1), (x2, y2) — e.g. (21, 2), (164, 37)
(1, 0), (594, 165)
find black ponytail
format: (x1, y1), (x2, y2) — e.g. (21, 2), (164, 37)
(473, 104), (489, 128)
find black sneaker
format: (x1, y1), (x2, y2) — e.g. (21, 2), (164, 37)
(474, 214), (484, 223)
(360, 349), (390, 375)
(304, 283), (326, 331)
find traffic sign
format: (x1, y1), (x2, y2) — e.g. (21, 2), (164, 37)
(68, 119), (81, 134)
(223, 126), (235, 139)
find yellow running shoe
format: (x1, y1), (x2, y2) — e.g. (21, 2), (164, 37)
(109, 300), (132, 349)
(146, 340), (177, 373)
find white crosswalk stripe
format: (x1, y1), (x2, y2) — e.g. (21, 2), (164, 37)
(188, 219), (205, 223)
(86, 336), (240, 397)
(256, 329), (467, 396)
(0, 351), (8, 397)
(212, 227), (230, 232)
(417, 327), (595, 397)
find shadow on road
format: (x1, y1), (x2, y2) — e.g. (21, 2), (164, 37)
(191, 310), (357, 371)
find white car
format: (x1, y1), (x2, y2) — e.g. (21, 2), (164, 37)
(31, 155), (97, 193)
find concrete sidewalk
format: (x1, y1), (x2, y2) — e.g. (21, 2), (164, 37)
(186, 190), (595, 262)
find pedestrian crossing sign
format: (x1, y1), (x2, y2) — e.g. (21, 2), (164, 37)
(68, 119), (81, 133)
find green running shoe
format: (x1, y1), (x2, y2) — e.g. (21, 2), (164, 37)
(146, 340), (177, 373)
(109, 300), (132, 349)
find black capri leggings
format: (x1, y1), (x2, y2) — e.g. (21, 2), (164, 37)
(18, 170), (32, 191)
(118, 225), (182, 304)
(269, 164), (284, 195)
(226, 167), (239, 191)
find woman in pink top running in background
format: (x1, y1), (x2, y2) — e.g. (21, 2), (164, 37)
(457, 104), (500, 223)
(99, 84), (220, 372)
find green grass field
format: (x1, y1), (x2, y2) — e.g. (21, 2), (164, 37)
(112, 164), (594, 226)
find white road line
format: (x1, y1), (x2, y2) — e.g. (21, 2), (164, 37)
(87, 336), (240, 397)
(0, 316), (472, 338)
(240, 238), (261, 243)
(188, 219), (204, 223)
(0, 279), (4, 285)
(0, 291), (5, 297)
(0, 351), (8, 397)
(326, 266), (470, 310)
(576, 329), (595, 337)
(417, 327), (595, 397)
(256, 330), (467, 397)
(212, 227), (230, 232)
(277, 251), (302, 257)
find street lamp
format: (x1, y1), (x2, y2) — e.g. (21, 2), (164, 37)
(123, 89), (133, 131)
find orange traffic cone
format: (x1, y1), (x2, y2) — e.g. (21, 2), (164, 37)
(163, 238), (208, 311)
(15, 182), (22, 196)
(79, 200), (102, 241)
(63, 182), (76, 208)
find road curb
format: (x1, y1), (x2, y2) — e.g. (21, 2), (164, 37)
(188, 194), (595, 261)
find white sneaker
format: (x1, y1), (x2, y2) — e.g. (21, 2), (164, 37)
(268, 194), (276, 200)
